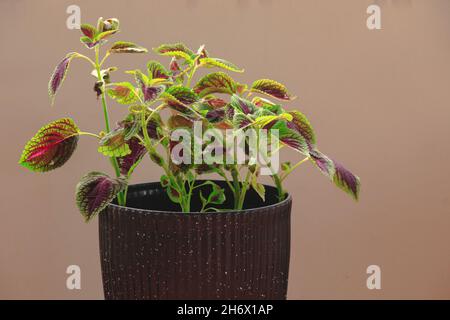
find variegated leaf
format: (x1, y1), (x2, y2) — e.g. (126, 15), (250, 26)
(147, 60), (170, 80)
(109, 41), (148, 54)
(117, 137), (146, 176)
(153, 43), (194, 62)
(48, 52), (79, 105)
(194, 72), (237, 97)
(98, 128), (131, 157)
(19, 118), (80, 172)
(250, 79), (294, 100)
(107, 82), (139, 105)
(76, 171), (127, 222)
(200, 57), (244, 72)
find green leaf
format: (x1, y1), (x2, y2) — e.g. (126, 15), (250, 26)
(153, 43), (194, 63)
(107, 82), (139, 105)
(194, 72), (237, 97)
(76, 171), (127, 222)
(251, 174), (265, 201)
(200, 57), (244, 72)
(147, 60), (170, 80)
(109, 41), (147, 54)
(19, 118), (80, 172)
(98, 128), (131, 157)
(250, 79), (294, 100)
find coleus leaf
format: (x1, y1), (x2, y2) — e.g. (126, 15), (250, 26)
(165, 85), (198, 105)
(287, 110), (316, 149)
(309, 149), (360, 200)
(206, 108), (226, 123)
(117, 137), (146, 176)
(250, 79), (294, 100)
(80, 36), (100, 49)
(98, 128), (131, 157)
(147, 60), (170, 80)
(109, 41), (148, 54)
(253, 113), (293, 128)
(200, 57), (244, 72)
(153, 43), (194, 63)
(143, 85), (165, 103)
(118, 113), (142, 140)
(80, 23), (97, 39)
(76, 171), (127, 222)
(48, 52), (79, 105)
(19, 118), (80, 172)
(333, 161), (361, 200)
(107, 82), (139, 105)
(271, 120), (308, 154)
(230, 94), (256, 115)
(253, 96), (284, 115)
(194, 72), (237, 97)
(168, 114), (194, 129)
(233, 112), (252, 129)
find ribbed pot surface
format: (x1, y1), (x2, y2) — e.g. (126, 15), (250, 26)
(99, 181), (291, 300)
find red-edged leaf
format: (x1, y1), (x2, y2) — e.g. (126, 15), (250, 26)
(117, 138), (146, 176)
(48, 52), (78, 105)
(76, 172), (127, 222)
(250, 79), (294, 100)
(193, 72), (237, 97)
(19, 118), (80, 172)
(109, 41), (147, 54)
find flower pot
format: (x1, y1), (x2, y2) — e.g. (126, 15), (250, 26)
(99, 180), (292, 300)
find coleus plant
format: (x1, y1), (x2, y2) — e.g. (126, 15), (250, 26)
(19, 17), (360, 222)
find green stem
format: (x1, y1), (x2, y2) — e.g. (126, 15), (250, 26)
(94, 46), (125, 205)
(231, 166), (241, 209)
(273, 173), (285, 202)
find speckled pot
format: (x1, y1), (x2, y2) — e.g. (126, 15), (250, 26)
(99, 180), (291, 300)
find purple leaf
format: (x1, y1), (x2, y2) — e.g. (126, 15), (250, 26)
(230, 94), (255, 115)
(48, 53), (78, 105)
(309, 149), (360, 200)
(117, 138), (146, 176)
(333, 161), (361, 200)
(76, 172), (127, 222)
(287, 110), (316, 150)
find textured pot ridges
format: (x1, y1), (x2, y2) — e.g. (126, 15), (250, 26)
(99, 181), (291, 300)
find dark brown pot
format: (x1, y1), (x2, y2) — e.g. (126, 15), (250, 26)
(99, 180), (292, 300)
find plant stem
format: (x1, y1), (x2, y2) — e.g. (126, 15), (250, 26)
(94, 46), (125, 205)
(272, 173), (285, 202)
(230, 166), (241, 209)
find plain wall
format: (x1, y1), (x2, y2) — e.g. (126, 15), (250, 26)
(1, 0), (449, 299)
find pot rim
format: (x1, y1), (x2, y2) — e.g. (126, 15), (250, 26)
(107, 181), (292, 216)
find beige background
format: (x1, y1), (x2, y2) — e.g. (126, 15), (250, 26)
(1, 0), (449, 299)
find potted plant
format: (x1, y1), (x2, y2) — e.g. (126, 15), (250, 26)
(19, 17), (360, 300)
